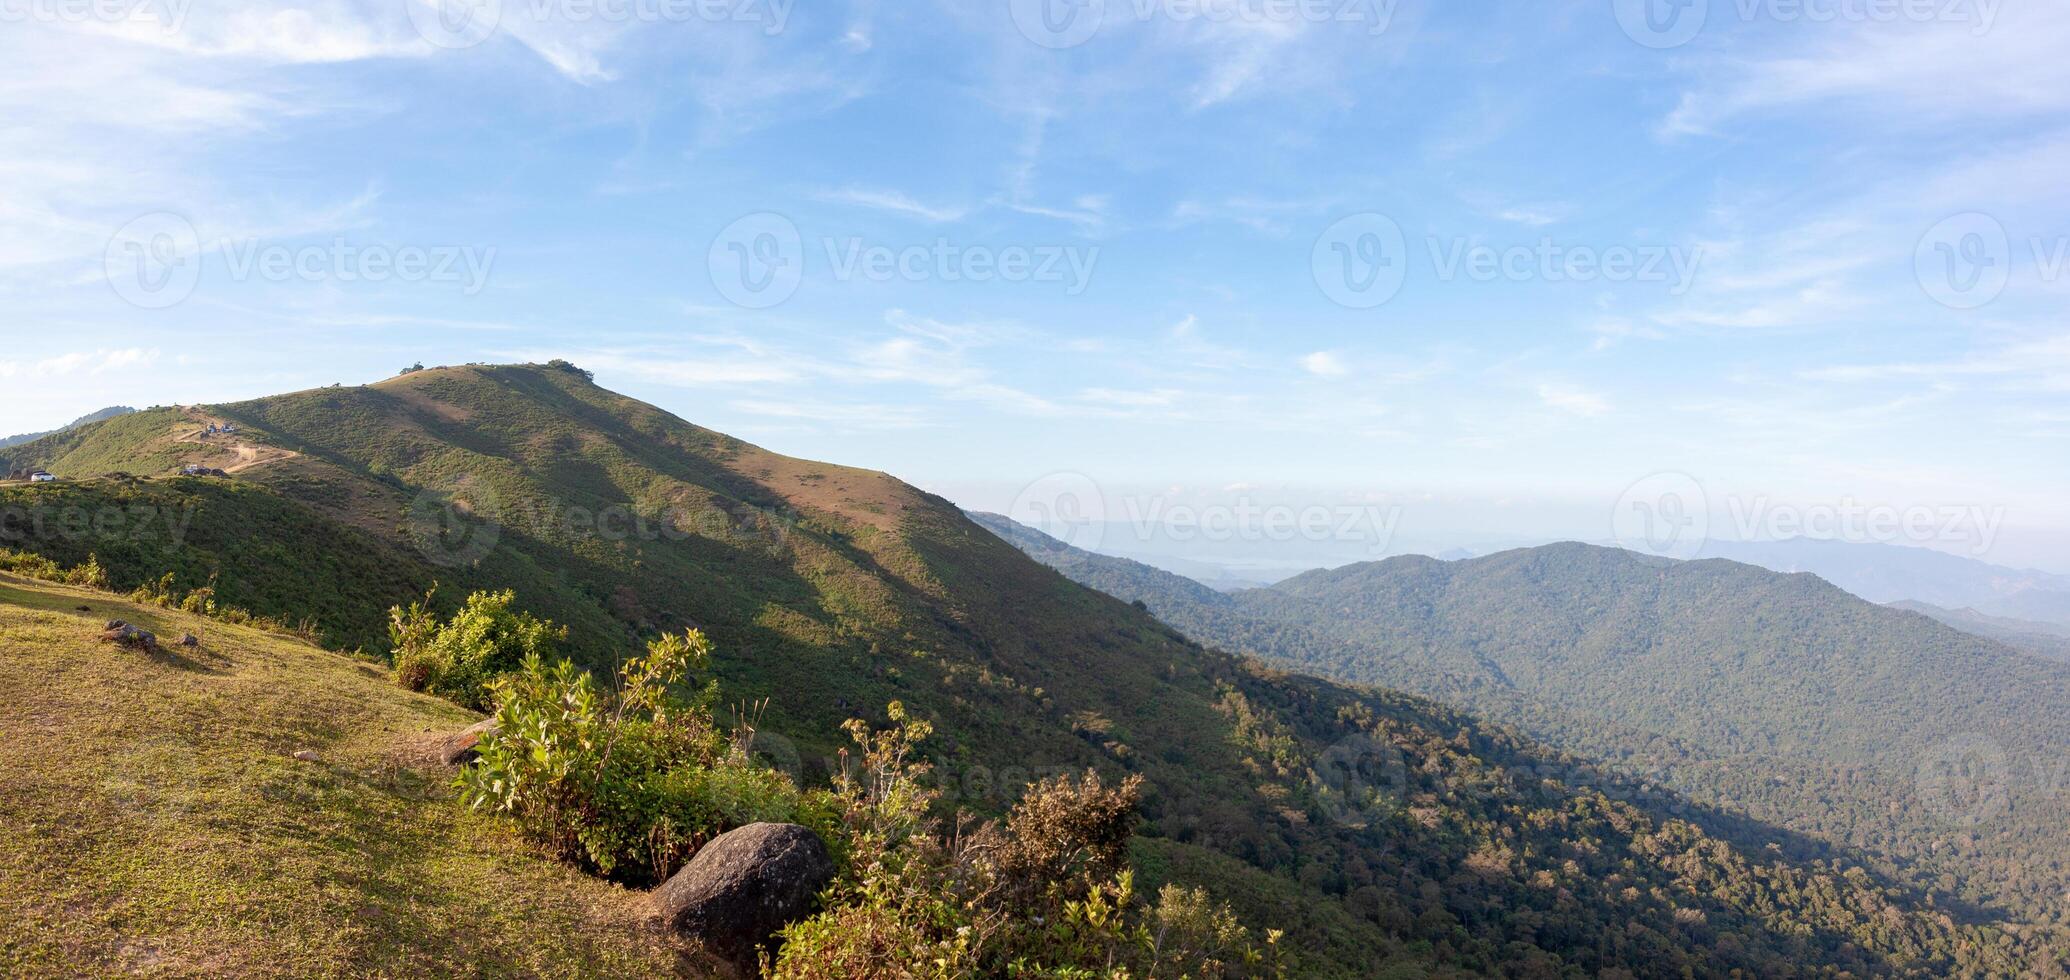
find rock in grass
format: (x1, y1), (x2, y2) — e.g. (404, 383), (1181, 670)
(652, 823), (833, 974)
(97, 620), (158, 652)
(178, 633), (199, 647)
(438, 718), (499, 766)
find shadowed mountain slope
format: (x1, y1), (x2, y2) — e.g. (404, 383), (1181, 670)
(979, 514), (2070, 932)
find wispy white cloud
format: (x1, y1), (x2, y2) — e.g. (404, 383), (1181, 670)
(728, 398), (933, 429)
(1301, 350), (1350, 376)
(820, 187), (968, 223)
(0, 347), (160, 378)
(1536, 382), (1610, 418)
(1802, 334), (2070, 391)
(1661, 6), (2066, 135)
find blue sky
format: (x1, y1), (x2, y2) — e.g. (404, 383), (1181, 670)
(1, 0), (2066, 570)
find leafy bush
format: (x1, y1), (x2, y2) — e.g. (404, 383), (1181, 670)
(773, 706), (1282, 979)
(390, 588), (565, 711)
(545, 358), (594, 381)
(459, 630), (816, 883)
(0, 547), (77, 584)
(64, 553), (109, 589)
(429, 589), (1281, 973)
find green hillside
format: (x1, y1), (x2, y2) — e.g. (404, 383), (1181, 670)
(981, 518), (2070, 936)
(0, 573), (686, 977)
(0, 406), (135, 454)
(3, 364), (2059, 975)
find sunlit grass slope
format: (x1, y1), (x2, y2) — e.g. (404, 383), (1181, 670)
(0, 573), (686, 978)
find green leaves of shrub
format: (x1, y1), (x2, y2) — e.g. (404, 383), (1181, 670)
(458, 629), (809, 884)
(390, 588), (565, 711)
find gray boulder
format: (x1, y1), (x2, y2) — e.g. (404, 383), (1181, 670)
(98, 620), (158, 652)
(653, 822), (833, 973)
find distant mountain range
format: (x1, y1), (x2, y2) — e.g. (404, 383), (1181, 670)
(976, 513), (2070, 925)
(1096, 525), (2070, 626)
(1702, 538), (2070, 627)
(0, 406), (134, 452)
(1888, 600), (2070, 663)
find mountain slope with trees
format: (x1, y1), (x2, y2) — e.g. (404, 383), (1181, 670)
(1, 364), (2061, 976)
(980, 515), (2070, 934)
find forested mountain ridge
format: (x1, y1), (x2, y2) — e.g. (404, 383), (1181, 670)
(0, 365), (2061, 975)
(979, 515), (2070, 936)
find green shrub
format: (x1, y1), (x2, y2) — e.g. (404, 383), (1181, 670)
(390, 589), (565, 711)
(773, 709), (1282, 979)
(459, 630), (813, 883)
(63, 553), (109, 589)
(129, 571), (180, 607)
(0, 548), (74, 584)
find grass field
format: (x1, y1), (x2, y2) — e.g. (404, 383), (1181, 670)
(0, 573), (690, 978)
